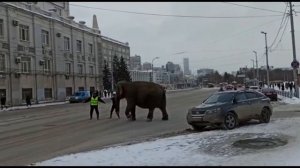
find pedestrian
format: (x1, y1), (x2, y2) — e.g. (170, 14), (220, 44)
(85, 91), (106, 120)
(110, 92), (120, 119)
(0, 94), (6, 110)
(104, 90), (107, 98)
(26, 95), (31, 108)
(281, 84), (284, 91)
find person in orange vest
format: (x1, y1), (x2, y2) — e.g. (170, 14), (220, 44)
(85, 92), (106, 120)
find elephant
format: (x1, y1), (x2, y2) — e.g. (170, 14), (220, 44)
(115, 81), (168, 121)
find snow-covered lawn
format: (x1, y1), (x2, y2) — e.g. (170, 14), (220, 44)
(35, 117), (300, 166)
(278, 95), (300, 104)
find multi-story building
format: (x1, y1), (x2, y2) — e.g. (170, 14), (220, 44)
(129, 54), (141, 70)
(0, 2), (130, 105)
(142, 62), (151, 71)
(129, 70), (151, 82)
(197, 68), (214, 77)
(183, 58), (191, 75)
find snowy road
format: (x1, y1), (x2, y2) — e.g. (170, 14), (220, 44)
(35, 117), (300, 166)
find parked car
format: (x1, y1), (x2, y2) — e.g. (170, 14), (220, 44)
(186, 90), (272, 130)
(69, 91), (91, 103)
(225, 84), (234, 90)
(208, 83), (214, 88)
(261, 88), (278, 101)
(249, 86), (260, 91)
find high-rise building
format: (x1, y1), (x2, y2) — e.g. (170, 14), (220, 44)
(129, 55), (141, 70)
(142, 62), (152, 71)
(183, 58), (191, 75)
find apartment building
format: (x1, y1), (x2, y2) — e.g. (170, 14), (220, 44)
(0, 2), (130, 105)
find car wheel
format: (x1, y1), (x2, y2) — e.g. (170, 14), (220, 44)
(260, 108), (271, 123)
(223, 112), (237, 130)
(192, 125), (206, 131)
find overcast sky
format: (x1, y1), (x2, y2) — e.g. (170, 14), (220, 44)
(70, 2), (300, 74)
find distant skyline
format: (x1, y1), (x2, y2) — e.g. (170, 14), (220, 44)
(70, 2), (300, 74)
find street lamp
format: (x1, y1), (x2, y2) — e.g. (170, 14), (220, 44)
(251, 59), (255, 79)
(253, 50), (259, 82)
(151, 57), (159, 82)
(261, 31), (270, 88)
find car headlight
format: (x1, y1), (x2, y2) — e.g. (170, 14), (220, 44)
(75, 96), (79, 99)
(206, 108), (221, 114)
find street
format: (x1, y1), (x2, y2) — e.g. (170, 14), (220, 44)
(0, 88), (215, 166)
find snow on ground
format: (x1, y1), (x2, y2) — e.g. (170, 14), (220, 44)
(35, 117), (300, 166)
(278, 94), (300, 104)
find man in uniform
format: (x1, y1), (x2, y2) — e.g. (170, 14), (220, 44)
(85, 92), (106, 120)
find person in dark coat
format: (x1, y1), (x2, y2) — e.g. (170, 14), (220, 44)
(104, 90), (107, 98)
(281, 84), (285, 91)
(85, 92), (106, 120)
(0, 94), (6, 110)
(26, 95), (31, 107)
(110, 92), (120, 119)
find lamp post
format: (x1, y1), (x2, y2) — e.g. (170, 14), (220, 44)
(261, 31), (270, 88)
(253, 50), (259, 82)
(151, 57), (159, 82)
(251, 59), (255, 79)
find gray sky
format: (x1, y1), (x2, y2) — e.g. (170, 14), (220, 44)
(70, 2), (300, 74)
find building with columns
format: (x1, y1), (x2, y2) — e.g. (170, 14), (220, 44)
(0, 2), (130, 105)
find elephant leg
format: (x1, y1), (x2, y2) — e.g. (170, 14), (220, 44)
(125, 106), (132, 119)
(147, 108), (154, 122)
(131, 106), (136, 121)
(160, 107), (169, 120)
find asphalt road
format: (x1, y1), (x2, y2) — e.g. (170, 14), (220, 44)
(0, 87), (216, 166)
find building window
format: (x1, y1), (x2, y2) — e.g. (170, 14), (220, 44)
(88, 43), (93, 54)
(64, 37), (70, 51)
(0, 54), (5, 72)
(19, 24), (30, 41)
(44, 88), (52, 99)
(65, 63), (71, 74)
(21, 57), (31, 73)
(41, 30), (49, 45)
(22, 88), (32, 100)
(89, 66), (94, 75)
(78, 64), (83, 75)
(0, 19), (3, 36)
(76, 40), (82, 53)
(44, 59), (51, 73)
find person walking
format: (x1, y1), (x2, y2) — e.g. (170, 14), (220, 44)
(110, 92), (120, 119)
(85, 92), (106, 120)
(0, 94), (6, 110)
(26, 95), (31, 108)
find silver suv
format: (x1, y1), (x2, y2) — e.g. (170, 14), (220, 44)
(186, 90), (272, 130)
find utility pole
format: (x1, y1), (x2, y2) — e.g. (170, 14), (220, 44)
(289, 2), (299, 98)
(253, 51), (259, 81)
(251, 59), (255, 79)
(261, 31), (270, 88)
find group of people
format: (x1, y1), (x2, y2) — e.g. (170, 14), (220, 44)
(270, 82), (295, 92)
(0, 94), (31, 110)
(85, 91), (120, 120)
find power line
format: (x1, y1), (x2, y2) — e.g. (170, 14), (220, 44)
(272, 16), (290, 51)
(269, 3), (289, 51)
(69, 4), (283, 19)
(222, 2), (286, 14)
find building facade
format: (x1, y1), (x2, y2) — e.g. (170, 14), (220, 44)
(129, 54), (141, 70)
(183, 58), (191, 75)
(142, 62), (151, 71)
(0, 2), (130, 105)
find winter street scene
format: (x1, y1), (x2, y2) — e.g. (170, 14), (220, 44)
(2, 1), (300, 166)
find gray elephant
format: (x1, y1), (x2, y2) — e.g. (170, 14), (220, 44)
(115, 81), (168, 121)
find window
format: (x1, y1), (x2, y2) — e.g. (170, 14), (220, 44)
(22, 88), (32, 100)
(19, 24), (29, 41)
(66, 87), (72, 97)
(88, 43), (93, 54)
(235, 93), (247, 102)
(78, 64), (83, 75)
(44, 59), (51, 73)
(0, 54), (5, 72)
(41, 30), (49, 45)
(21, 57), (31, 73)
(245, 92), (258, 99)
(76, 40), (82, 52)
(64, 37), (70, 51)
(0, 19), (3, 36)
(89, 66), (94, 75)
(65, 63), (71, 74)
(44, 88), (52, 99)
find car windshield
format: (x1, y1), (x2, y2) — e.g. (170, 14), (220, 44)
(203, 92), (235, 104)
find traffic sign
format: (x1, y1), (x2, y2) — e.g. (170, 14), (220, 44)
(291, 60), (299, 69)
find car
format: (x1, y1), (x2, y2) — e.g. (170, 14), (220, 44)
(208, 83), (214, 88)
(69, 91), (91, 103)
(225, 84), (234, 90)
(261, 88), (278, 101)
(249, 86), (260, 91)
(186, 90), (272, 130)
